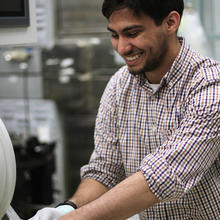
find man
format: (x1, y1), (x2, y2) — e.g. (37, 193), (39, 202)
(30, 0), (220, 219)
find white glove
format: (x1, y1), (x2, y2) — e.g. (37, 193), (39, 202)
(29, 205), (75, 220)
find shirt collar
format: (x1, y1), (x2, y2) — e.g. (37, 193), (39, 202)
(162, 37), (193, 89)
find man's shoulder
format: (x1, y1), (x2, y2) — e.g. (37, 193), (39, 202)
(189, 52), (220, 83)
(114, 65), (130, 78)
(111, 65), (131, 86)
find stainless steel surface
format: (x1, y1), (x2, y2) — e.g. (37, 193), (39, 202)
(57, 0), (107, 36)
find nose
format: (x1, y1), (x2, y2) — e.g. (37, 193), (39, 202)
(114, 37), (132, 56)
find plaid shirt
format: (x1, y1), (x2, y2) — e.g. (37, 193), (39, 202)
(81, 38), (220, 219)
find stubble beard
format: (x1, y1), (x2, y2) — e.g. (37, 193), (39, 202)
(129, 37), (168, 76)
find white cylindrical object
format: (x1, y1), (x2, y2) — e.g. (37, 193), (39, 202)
(0, 119), (16, 219)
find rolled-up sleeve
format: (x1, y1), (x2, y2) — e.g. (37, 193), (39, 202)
(81, 72), (126, 189)
(139, 79), (220, 201)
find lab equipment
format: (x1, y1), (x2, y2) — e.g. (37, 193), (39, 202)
(0, 119), (22, 219)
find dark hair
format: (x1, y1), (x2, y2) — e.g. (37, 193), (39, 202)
(102, 0), (184, 25)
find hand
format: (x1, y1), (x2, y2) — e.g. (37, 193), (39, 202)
(29, 205), (75, 220)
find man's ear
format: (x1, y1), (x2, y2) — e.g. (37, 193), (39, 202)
(164, 11), (181, 34)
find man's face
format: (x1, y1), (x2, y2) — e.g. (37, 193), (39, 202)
(108, 8), (169, 75)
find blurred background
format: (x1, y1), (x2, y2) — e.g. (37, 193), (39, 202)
(0, 0), (219, 218)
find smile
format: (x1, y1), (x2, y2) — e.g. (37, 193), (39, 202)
(126, 54), (141, 61)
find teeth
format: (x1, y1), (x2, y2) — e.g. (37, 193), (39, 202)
(126, 54), (140, 61)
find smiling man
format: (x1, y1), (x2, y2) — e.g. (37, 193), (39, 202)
(107, 5), (181, 83)
(30, 0), (220, 219)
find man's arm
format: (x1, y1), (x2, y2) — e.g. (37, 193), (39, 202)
(69, 178), (108, 208)
(60, 171), (159, 220)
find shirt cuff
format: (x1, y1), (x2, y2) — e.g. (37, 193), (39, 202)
(139, 153), (184, 201)
(56, 205), (75, 215)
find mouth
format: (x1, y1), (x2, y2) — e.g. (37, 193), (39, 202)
(126, 54), (141, 61)
(124, 52), (144, 66)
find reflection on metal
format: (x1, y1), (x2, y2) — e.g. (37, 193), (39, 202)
(57, 0), (108, 36)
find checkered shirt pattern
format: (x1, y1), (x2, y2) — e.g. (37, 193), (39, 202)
(81, 38), (220, 219)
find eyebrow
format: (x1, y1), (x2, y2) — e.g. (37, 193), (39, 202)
(107, 25), (144, 33)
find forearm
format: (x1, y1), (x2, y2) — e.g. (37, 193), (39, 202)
(60, 172), (159, 220)
(69, 178), (108, 208)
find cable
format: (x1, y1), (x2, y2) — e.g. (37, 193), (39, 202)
(0, 119), (16, 219)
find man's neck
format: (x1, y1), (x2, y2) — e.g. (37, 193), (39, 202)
(145, 38), (181, 84)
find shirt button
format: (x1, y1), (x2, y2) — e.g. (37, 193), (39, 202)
(152, 124), (157, 133)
